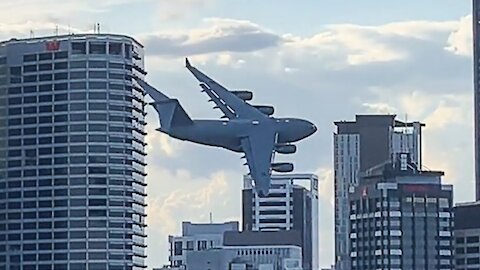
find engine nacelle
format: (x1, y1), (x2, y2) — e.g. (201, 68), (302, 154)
(275, 144), (297, 154)
(271, 163), (294, 173)
(231, 90), (253, 101)
(254, 105), (274, 116)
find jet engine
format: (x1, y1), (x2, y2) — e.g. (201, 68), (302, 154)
(275, 144), (297, 154)
(254, 105), (274, 116)
(231, 90), (253, 101)
(271, 162), (294, 173)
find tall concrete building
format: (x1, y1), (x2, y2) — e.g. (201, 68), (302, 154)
(474, 0), (480, 200)
(333, 115), (423, 270)
(242, 174), (319, 270)
(350, 153), (453, 270)
(0, 34), (147, 269)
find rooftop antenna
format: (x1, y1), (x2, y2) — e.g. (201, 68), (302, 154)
(29, 30), (34, 38)
(209, 212), (213, 224)
(97, 23), (101, 34)
(55, 25), (59, 36)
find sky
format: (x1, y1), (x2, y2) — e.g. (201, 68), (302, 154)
(0, 0), (474, 268)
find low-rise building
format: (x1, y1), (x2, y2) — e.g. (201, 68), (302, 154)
(185, 230), (303, 270)
(168, 221), (239, 268)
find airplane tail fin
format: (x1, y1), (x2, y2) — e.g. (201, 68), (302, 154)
(153, 99), (193, 132)
(136, 79), (193, 131)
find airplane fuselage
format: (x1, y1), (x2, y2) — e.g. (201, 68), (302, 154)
(162, 117), (316, 153)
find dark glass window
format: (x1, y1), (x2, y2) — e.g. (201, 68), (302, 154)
(72, 42), (86, 54)
(23, 65), (37, 73)
(39, 63), (52, 71)
(70, 103), (87, 111)
(109, 43), (122, 55)
(70, 82), (86, 89)
(23, 54), (37, 62)
(39, 84), (53, 92)
(24, 75), (37, 82)
(70, 71), (86, 79)
(23, 86), (37, 93)
(70, 61), (86, 69)
(89, 42), (106, 54)
(54, 62), (68, 70)
(124, 44), (132, 58)
(54, 83), (68, 90)
(39, 53), (52, 61)
(88, 61), (107, 68)
(38, 120), (51, 129)
(54, 73), (68, 80)
(89, 71), (107, 79)
(54, 51), (68, 59)
(8, 87), (21, 94)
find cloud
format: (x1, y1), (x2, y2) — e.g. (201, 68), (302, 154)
(140, 18), (283, 57)
(154, 0), (212, 21)
(362, 102), (397, 114)
(145, 164), (242, 267)
(446, 15), (473, 56)
(138, 16), (474, 268)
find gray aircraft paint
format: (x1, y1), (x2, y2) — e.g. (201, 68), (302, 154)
(138, 59), (317, 196)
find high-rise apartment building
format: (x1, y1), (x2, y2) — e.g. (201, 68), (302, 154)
(333, 115), (423, 270)
(349, 154), (453, 270)
(242, 174), (319, 270)
(474, 0), (480, 200)
(0, 34), (147, 269)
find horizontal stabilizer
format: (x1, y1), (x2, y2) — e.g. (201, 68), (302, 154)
(154, 99), (193, 131)
(135, 79), (170, 102)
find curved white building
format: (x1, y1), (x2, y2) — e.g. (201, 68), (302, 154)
(0, 34), (147, 270)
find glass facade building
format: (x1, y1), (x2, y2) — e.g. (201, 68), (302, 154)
(0, 34), (147, 269)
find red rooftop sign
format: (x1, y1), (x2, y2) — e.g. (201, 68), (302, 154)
(46, 40), (60, 51)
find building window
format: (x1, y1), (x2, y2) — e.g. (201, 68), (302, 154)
(89, 42), (106, 54)
(109, 43), (122, 55)
(72, 42), (86, 54)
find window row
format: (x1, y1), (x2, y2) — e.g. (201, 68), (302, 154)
(0, 220), (133, 231)
(0, 200), (132, 210)
(1, 210), (134, 220)
(9, 72), (131, 83)
(4, 167), (136, 178)
(5, 82), (133, 94)
(0, 262), (134, 270)
(0, 187), (132, 198)
(5, 122), (134, 133)
(8, 133), (130, 142)
(7, 157), (133, 168)
(0, 183), (131, 193)
(23, 51), (68, 62)
(20, 61), (131, 73)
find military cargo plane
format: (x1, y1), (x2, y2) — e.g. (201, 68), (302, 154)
(137, 59), (317, 196)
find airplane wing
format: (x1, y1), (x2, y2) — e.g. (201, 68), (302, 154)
(240, 131), (276, 196)
(186, 58), (266, 120)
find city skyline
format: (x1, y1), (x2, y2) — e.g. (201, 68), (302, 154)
(0, 1), (474, 268)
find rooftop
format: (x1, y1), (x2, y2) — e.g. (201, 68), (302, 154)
(0, 33), (143, 47)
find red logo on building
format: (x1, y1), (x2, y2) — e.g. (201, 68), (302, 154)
(46, 40), (60, 51)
